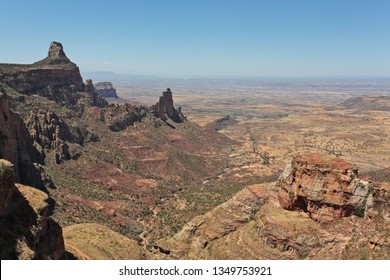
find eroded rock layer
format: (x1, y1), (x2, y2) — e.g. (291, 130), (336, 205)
(0, 90), (43, 188)
(276, 153), (373, 223)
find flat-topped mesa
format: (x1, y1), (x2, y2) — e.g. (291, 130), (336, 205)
(95, 82), (118, 99)
(154, 88), (184, 123)
(276, 153), (374, 223)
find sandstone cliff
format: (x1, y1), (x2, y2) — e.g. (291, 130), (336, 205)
(152, 88), (184, 123)
(0, 160), (66, 259)
(276, 153), (374, 223)
(84, 79), (108, 107)
(155, 154), (389, 260)
(0, 89), (43, 188)
(0, 42), (83, 107)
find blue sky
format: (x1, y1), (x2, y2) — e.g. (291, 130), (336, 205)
(1, 0), (390, 76)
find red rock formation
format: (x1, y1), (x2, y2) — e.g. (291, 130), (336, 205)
(276, 153), (374, 223)
(0, 90), (43, 188)
(153, 88), (184, 123)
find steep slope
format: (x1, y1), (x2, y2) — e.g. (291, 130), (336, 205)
(1, 42), (236, 249)
(0, 160), (66, 259)
(0, 89), (43, 188)
(155, 154), (389, 260)
(63, 223), (147, 260)
(276, 153), (374, 222)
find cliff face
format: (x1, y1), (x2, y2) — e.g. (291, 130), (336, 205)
(276, 153), (374, 223)
(87, 103), (147, 132)
(95, 81), (118, 99)
(153, 88), (184, 123)
(0, 160), (16, 215)
(84, 79), (108, 107)
(0, 90), (43, 188)
(25, 110), (75, 164)
(0, 160), (66, 259)
(0, 42), (83, 107)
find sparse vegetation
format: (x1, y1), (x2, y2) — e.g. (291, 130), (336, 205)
(63, 223), (147, 259)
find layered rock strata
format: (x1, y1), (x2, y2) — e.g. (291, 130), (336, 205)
(276, 153), (374, 222)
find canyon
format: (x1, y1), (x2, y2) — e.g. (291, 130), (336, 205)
(0, 42), (389, 260)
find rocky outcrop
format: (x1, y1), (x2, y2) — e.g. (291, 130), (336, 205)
(276, 153), (374, 223)
(83, 79), (108, 108)
(84, 79), (97, 105)
(0, 42), (83, 107)
(47, 41), (69, 62)
(23, 108), (98, 164)
(24, 110), (74, 164)
(152, 88), (184, 123)
(0, 159), (66, 259)
(87, 103), (147, 132)
(0, 90), (43, 188)
(95, 82), (118, 99)
(87, 89), (185, 132)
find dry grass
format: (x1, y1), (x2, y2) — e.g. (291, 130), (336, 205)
(0, 159), (13, 176)
(63, 223), (147, 260)
(15, 184), (48, 214)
